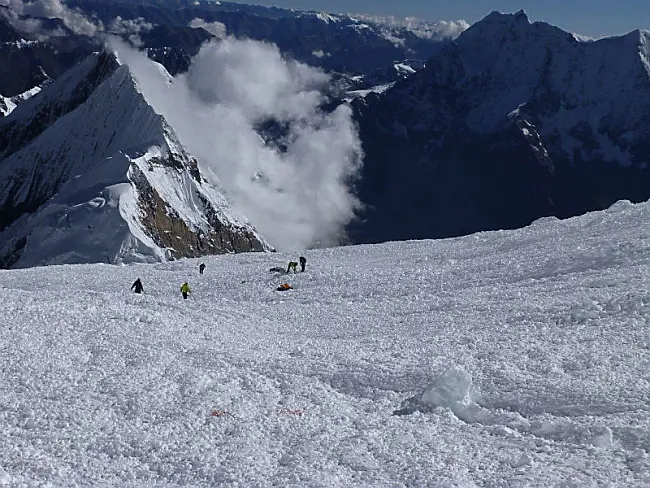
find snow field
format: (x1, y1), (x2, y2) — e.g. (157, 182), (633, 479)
(0, 200), (649, 486)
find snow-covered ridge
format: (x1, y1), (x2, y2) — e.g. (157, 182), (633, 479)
(0, 51), (268, 268)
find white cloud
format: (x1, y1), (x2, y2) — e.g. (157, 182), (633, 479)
(349, 13), (469, 40)
(188, 18), (227, 39)
(0, 0), (102, 37)
(108, 16), (153, 35)
(110, 37), (363, 251)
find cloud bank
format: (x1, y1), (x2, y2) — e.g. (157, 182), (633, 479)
(0, 0), (101, 37)
(188, 18), (227, 39)
(111, 37), (363, 251)
(350, 13), (469, 40)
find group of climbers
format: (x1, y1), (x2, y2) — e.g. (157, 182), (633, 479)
(273, 256), (306, 274)
(130, 261), (203, 299)
(131, 277), (192, 299)
(276, 256), (306, 291)
(130, 255), (308, 297)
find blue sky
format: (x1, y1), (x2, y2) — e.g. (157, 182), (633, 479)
(227, 0), (650, 38)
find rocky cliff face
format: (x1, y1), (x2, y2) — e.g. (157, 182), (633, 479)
(0, 51), (268, 268)
(349, 11), (650, 243)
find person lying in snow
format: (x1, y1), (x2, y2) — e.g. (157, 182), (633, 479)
(131, 278), (144, 294)
(269, 266), (285, 273)
(276, 283), (292, 291)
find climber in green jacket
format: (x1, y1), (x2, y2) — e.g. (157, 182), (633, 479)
(180, 282), (191, 299)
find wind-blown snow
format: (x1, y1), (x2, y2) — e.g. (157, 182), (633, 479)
(111, 37), (363, 251)
(0, 200), (648, 486)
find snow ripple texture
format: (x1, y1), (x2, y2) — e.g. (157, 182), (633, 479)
(0, 200), (648, 486)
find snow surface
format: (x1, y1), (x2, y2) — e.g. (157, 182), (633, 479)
(0, 86), (41, 117)
(0, 200), (649, 486)
(344, 83), (394, 102)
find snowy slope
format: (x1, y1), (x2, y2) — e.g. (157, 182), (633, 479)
(0, 200), (648, 486)
(0, 51), (268, 268)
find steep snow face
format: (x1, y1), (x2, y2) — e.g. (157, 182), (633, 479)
(0, 52), (267, 268)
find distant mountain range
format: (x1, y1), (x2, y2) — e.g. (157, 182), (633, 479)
(1, 2), (650, 267)
(68, 0), (455, 74)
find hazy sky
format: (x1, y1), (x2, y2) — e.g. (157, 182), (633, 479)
(227, 0), (650, 38)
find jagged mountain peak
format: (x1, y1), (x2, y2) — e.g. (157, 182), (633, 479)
(404, 10), (650, 134)
(0, 50), (268, 268)
(350, 10), (650, 245)
(482, 9), (530, 24)
(455, 10), (576, 71)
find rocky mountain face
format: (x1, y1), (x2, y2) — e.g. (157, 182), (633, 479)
(0, 51), (267, 268)
(349, 11), (650, 243)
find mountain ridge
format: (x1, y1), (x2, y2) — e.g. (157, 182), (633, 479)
(0, 50), (268, 268)
(349, 10), (650, 244)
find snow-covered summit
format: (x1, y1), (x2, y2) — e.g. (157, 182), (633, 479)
(372, 9), (650, 164)
(0, 50), (268, 268)
(443, 11), (650, 138)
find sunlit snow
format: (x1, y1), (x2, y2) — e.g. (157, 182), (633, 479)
(0, 200), (649, 486)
